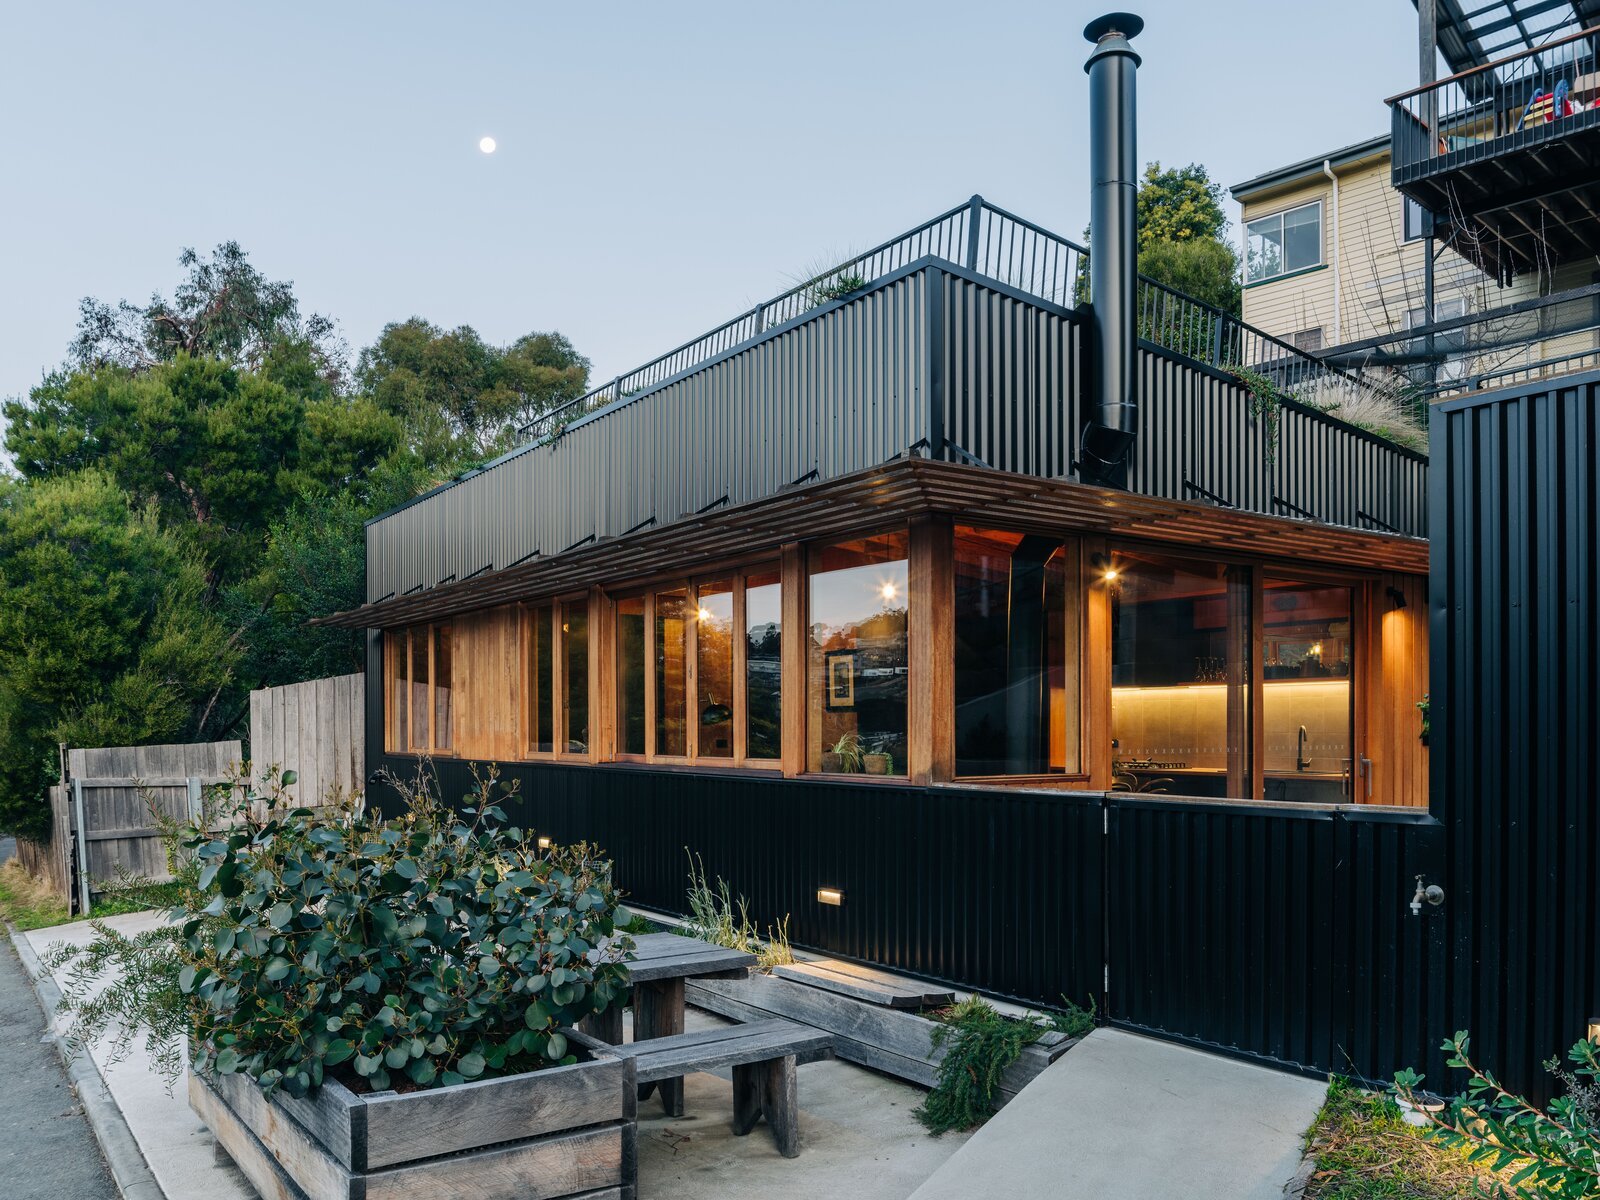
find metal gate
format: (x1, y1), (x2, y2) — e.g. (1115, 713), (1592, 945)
(1104, 795), (1449, 1086)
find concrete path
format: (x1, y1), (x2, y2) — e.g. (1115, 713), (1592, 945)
(23, 910), (253, 1200)
(910, 1028), (1327, 1200)
(0, 934), (118, 1200)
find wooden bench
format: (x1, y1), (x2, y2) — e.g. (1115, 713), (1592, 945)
(607, 1019), (833, 1158)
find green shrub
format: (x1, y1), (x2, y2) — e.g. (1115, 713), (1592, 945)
(914, 994), (1098, 1135)
(47, 762), (632, 1098)
(1395, 1030), (1600, 1198)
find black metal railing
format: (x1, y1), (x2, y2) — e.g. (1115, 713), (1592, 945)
(520, 196), (1398, 444)
(1322, 282), (1600, 404)
(1388, 24), (1600, 177)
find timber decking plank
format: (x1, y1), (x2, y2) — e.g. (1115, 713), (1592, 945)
(362, 1125), (625, 1200)
(361, 1054), (628, 1170)
(613, 1021), (832, 1083)
(194, 1072), (352, 1200)
(772, 961), (954, 1008)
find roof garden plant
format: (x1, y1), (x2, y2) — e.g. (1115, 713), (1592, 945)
(46, 762), (632, 1098)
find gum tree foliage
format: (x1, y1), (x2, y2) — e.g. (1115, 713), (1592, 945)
(0, 241), (593, 836)
(71, 240), (348, 388)
(45, 767), (632, 1097)
(0, 472), (235, 837)
(1075, 161), (1242, 318)
(4, 355), (404, 588)
(1135, 162), (1242, 317)
(358, 320), (591, 462)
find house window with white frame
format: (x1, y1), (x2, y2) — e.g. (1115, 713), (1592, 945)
(1245, 201), (1322, 284)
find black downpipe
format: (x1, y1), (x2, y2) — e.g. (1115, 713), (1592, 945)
(1077, 12), (1143, 490)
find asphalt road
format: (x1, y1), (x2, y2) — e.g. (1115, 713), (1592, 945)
(0, 935), (118, 1199)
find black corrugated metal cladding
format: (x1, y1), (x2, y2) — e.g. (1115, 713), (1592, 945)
(1433, 369), (1600, 1105)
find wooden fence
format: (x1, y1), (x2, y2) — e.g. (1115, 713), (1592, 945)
(248, 673), (365, 809)
(36, 742), (242, 913)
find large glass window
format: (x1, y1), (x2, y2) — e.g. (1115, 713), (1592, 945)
(808, 533), (909, 775)
(1245, 201), (1322, 284)
(528, 603), (554, 754)
(1262, 579), (1355, 803)
(562, 603), (589, 755)
(954, 528), (1080, 776)
(654, 588), (689, 757)
(745, 570), (782, 761)
(616, 596), (646, 756)
(1109, 551), (1252, 798)
(385, 623), (453, 754)
(614, 569), (782, 767)
(410, 626), (430, 749)
(696, 580), (734, 759)
(433, 624), (453, 751)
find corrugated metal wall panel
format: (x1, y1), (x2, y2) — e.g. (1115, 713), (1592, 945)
(390, 757), (1105, 1012)
(369, 264), (1425, 604)
(1433, 369), (1600, 1105)
(1107, 798), (1448, 1086)
(366, 273), (928, 602)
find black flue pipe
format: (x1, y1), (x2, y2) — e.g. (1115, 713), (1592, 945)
(1077, 12), (1143, 490)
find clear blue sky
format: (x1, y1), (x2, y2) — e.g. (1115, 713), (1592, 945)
(0, 1), (1419, 425)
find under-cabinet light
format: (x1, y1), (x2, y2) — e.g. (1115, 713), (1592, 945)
(816, 887), (844, 907)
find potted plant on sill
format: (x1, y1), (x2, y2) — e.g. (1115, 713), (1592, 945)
(821, 732), (866, 774)
(45, 763), (638, 1200)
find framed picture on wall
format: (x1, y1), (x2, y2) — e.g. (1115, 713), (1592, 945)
(824, 650), (857, 710)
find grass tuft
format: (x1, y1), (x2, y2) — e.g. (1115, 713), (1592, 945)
(1302, 1077), (1501, 1198)
(681, 852), (794, 970)
(0, 859), (71, 930)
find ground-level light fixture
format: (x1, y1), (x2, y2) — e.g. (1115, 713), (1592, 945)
(537, 835), (553, 850)
(1091, 552), (1119, 581)
(816, 887), (844, 907)
(1589, 1016), (1600, 1045)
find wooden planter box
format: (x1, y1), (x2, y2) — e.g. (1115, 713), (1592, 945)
(189, 1038), (637, 1200)
(687, 971), (1076, 1105)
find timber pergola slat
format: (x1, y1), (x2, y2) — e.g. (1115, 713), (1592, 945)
(321, 458), (1428, 631)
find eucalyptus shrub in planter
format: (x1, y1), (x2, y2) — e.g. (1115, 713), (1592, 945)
(49, 764), (639, 1200)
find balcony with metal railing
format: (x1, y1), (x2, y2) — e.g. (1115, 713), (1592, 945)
(1387, 23), (1600, 281)
(517, 196), (1392, 445)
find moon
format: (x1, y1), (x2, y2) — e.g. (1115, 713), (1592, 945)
(478, 136), (497, 154)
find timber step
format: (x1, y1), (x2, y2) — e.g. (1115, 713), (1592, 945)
(772, 959), (956, 1008)
(610, 1019), (834, 1159)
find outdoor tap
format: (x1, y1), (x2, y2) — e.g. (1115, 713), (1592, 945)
(1296, 724), (1312, 772)
(1409, 874), (1445, 916)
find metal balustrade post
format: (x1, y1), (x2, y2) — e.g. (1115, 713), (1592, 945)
(965, 194), (983, 270)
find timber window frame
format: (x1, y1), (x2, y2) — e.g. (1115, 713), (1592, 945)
(384, 623), (455, 755)
(1100, 545), (1374, 804)
(521, 596), (595, 761)
(610, 564), (783, 770)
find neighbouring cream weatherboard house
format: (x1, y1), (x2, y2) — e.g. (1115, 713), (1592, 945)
(1230, 136), (1600, 395)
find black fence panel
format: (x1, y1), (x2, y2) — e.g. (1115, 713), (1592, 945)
(373, 757), (1105, 1013)
(1432, 369), (1600, 1105)
(1106, 797), (1449, 1088)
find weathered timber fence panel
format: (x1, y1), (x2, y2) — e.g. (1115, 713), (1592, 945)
(248, 673), (364, 807)
(61, 741), (241, 911)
